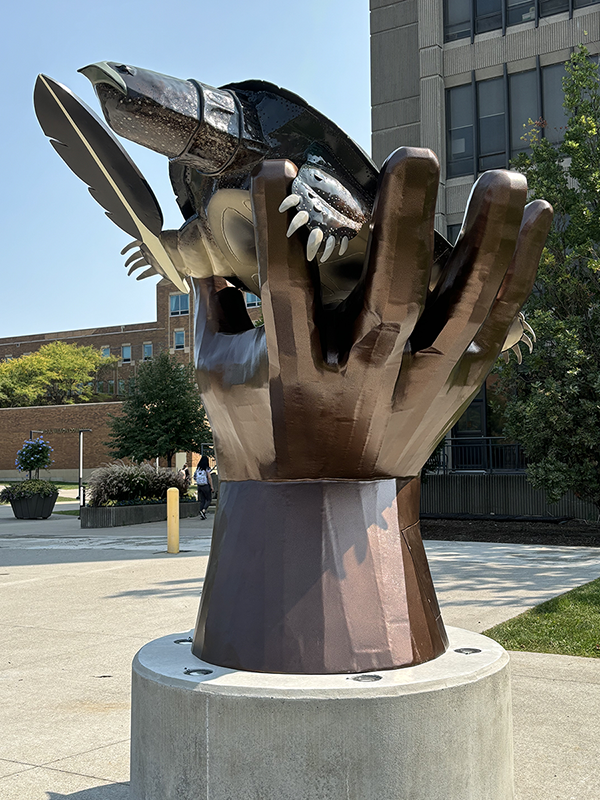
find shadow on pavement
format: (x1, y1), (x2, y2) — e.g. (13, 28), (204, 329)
(105, 575), (204, 599)
(47, 783), (130, 799)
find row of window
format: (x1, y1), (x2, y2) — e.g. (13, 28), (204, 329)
(447, 60), (569, 178)
(445, 0), (599, 43)
(101, 332), (186, 363)
(96, 378), (132, 396)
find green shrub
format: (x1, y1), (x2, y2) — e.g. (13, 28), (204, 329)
(87, 462), (190, 507)
(0, 479), (58, 503)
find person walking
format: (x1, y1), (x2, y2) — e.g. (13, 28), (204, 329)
(194, 456), (213, 520)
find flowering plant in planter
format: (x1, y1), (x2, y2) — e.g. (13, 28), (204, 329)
(0, 479), (58, 502)
(15, 437), (54, 479)
(0, 478), (59, 520)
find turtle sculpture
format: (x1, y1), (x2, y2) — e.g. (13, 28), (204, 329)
(34, 62), (533, 360)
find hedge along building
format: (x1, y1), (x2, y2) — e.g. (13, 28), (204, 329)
(0, 279), (262, 480)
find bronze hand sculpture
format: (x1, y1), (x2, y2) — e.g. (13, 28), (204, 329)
(193, 152), (551, 673)
(34, 66), (552, 674)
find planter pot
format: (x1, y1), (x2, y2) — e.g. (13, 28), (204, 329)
(80, 501), (203, 529)
(10, 493), (59, 520)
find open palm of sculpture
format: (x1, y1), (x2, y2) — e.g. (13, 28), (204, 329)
(193, 148), (552, 482)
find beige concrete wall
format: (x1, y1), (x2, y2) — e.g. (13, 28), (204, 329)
(370, 0), (600, 231)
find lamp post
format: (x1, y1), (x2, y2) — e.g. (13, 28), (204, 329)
(78, 429), (92, 511)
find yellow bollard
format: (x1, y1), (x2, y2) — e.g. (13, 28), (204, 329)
(167, 487), (179, 554)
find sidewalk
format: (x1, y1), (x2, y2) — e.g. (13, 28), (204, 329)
(0, 507), (598, 799)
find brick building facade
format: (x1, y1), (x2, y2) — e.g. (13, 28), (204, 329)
(0, 402), (122, 481)
(0, 280), (261, 479)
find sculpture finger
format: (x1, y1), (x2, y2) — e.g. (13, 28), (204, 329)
(350, 147), (439, 366)
(383, 199), (553, 477)
(251, 159), (322, 378)
(409, 169), (527, 360)
(465, 199), (553, 370)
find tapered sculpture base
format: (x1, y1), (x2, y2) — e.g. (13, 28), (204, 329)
(131, 628), (514, 800)
(193, 477), (447, 673)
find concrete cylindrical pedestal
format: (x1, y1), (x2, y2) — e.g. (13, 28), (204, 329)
(131, 627), (513, 800)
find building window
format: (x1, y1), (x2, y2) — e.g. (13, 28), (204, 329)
(477, 77), (507, 171)
(539, 0), (569, 17)
(245, 293), (261, 308)
(97, 381), (104, 394)
(121, 345), (131, 363)
(170, 293), (190, 316)
(108, 379), (115, 395)
(101, 346), (110, 358)
(446, 60), (573, 179)
(507, 0), (537, 24)
(143, 343), (153, 360)
(118, 379), (126, 395)
(444, 0), (471, 41)
(542, 63), (568, 143)
(447, 224), (463, 245)
(509, 70), (540, 158)
(174, 331), (185, 350)
(475, 0), (502, 34)
(444, 0), (599, 41)
(446, 83), (474, 177)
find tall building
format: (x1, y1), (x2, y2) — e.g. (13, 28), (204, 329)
(370, 0), (599, 240)
(370, 0), (599, 467)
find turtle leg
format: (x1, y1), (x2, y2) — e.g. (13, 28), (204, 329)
(278, 163), (370, 263)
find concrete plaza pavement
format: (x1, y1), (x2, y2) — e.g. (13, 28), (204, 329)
(0, 504), (599, 799)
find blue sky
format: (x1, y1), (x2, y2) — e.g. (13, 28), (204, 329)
(1, 0), (371, 337)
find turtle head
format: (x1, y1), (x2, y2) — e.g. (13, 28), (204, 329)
(79, 61), (242, 174)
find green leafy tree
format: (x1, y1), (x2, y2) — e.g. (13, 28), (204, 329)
(493, 46), (600, 509)
(0, 341), (116, 407)
(107, 352), (211, 467)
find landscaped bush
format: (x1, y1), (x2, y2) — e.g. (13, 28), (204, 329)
(87, 462), (193, 507)
(0, 479), (58, 503)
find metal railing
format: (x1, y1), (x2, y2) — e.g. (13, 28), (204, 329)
(424, 437), (526, 474)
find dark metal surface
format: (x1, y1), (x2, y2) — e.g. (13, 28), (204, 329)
(195, 155), (552, 482)
(35, 65), (552, 675)
(194, 477), (447, 673)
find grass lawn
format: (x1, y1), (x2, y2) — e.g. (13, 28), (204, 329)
(484, 576), (600, 659)
(53, 509), (80, 516)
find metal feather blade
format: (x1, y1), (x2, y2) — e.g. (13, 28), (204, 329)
(34, 76), (190, 293)
(34, 74), (163, 239)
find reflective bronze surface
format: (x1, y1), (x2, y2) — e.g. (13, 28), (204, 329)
(35, 65), (552, 675)
(196, 154), (552, 482)
(194, 477), (447, 673)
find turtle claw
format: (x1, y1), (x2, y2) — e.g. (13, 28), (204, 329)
(520, 313), (536, 342)
(306, 228), (323, 261)
(287, 210), (309, 238)
(511, 344), (523, 365)
(278, 194), (301, 213)
(500, 311), (536, 362)
(339, 236), (349, 256)
(121, 239), (142, 255)
(320, 235), (336, 263)
(127, 259), (147, 276)
(521, 333), (534, 354)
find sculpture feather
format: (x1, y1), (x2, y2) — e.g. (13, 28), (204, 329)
(34, 74), (163, 238)
(33, 75), (189, 293)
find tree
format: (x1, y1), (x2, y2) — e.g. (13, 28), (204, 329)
(493, 46), (600, 509)
(0, 341), (115, 407)
(107, 352), (212, 467)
